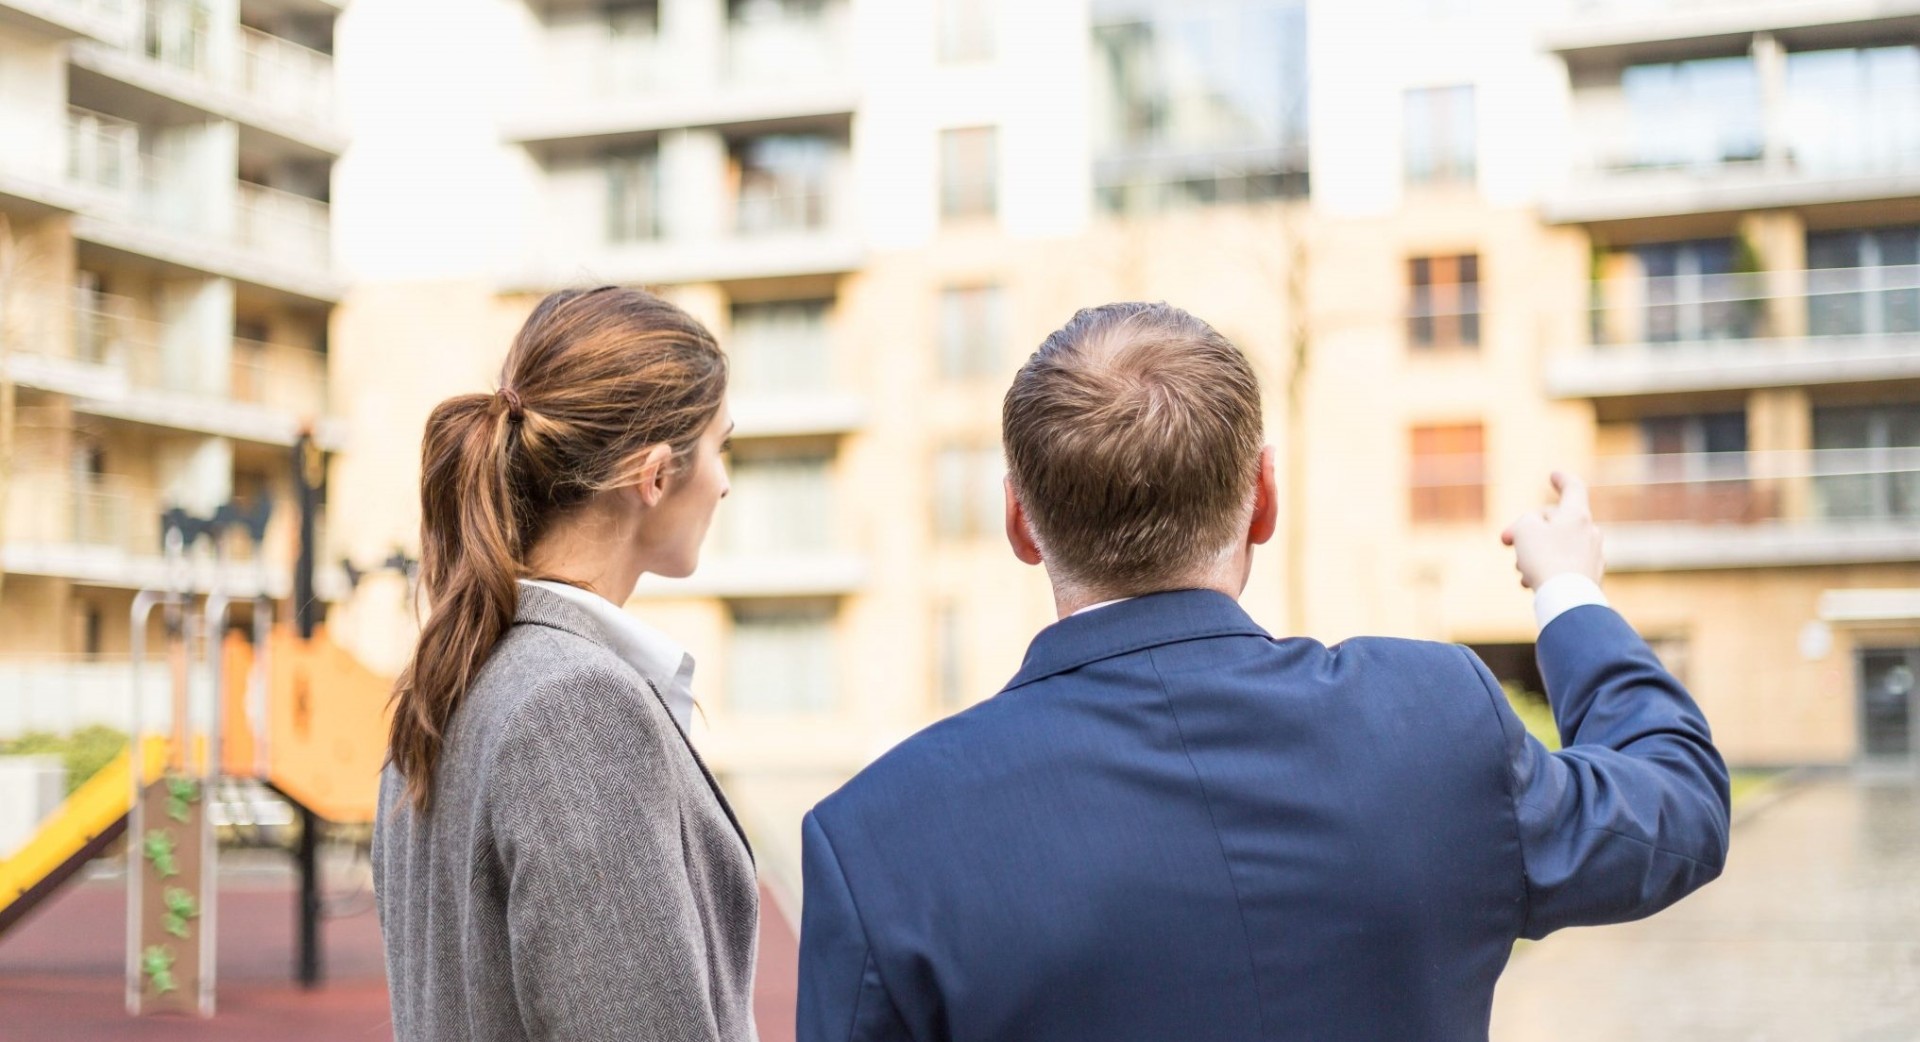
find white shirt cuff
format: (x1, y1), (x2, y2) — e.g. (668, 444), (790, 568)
(1534, 574), (1609, 630)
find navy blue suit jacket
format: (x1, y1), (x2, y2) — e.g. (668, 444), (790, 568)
(798, 590), (1729, 1042)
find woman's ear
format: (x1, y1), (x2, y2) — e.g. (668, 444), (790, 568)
(619, 443), (677, 507)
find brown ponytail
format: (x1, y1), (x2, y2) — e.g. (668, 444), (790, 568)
(388, 287), (727, 811)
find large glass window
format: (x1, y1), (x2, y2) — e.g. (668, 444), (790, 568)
(728, 601), (838, 715)
(939, 0), (994, 63)
(1603, 412), (1754, 524)
(1091, 0), (1308, 213)
(1619, 56), (1763, 171)
(1404, 86), (1476, 186)
(727, 0), (840, 83)
(1409, 423), (1485, 523)
(933, 443), (1003, 540)
(940, 127), (999, 222)
(712, 451), (834, 555)
(733, 133), (839, 234)
(605, 149), (661, 243)
(1806, 226), (1920, 339)
(938, 285), (1007, 379)
(730, 300), (832, 394)
(1635, 239), (1759, 344)
(1814, 404), (1920, 522)
(1408, 254), (1480, 350)
(1786, 46), (1920, 177)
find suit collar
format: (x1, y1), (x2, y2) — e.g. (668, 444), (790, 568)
(510, 583), (755, 863)
(1004, 588), (1270, 692)
(512, 582), (609, 648)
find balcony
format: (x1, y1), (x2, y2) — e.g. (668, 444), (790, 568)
(68, 5), (342, 154)
(65, 123), (340, 302)
(1549, 266), (1920, 397)
(1543, 0), (1920, 57)
(1547, 91), (1920, 223)
(518, 172), (860, 289)
(1592, 448), (1920, 570)
(0, 0), (132, 43)
(504, 7), (856, 144)
(1, 285), (332, 445)
(0, 658), (201, 738)
(0, 470), (303, 595)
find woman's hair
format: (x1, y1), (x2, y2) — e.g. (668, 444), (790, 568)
(388, 287), (727, 811)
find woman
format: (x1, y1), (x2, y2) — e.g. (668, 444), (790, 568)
(373, 287), (757, 1042)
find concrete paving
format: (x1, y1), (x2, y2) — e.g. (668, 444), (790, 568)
(1492, 773), (1920, 1042)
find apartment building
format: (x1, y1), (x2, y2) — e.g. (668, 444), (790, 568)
(0, 0), (343, 728)
(330, 0), (1918, 892)
(1536, 0), (1920, 765)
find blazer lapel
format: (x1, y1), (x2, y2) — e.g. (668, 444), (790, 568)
(640, 676), (754, 864)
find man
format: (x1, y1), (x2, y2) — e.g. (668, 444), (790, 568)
(798, 302), (1728, 1042)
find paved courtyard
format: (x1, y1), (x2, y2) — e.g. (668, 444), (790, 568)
(1492, 773), (1920, 1042)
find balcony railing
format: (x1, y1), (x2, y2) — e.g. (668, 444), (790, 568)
(237, 25), (335, 125)
(65, 106), (140, 197)
(1, 471), (151, 555)
(725, 9), (848, 86)
(235, 181), (331, 271)
(1591, 448), (1920, 567)
(1593, 448), (1920, 524)
(91, 2), (336, 129)
(735, 187), (834, 236)
(229, 337), (328, 417)
(1554, 265), (1920, 396)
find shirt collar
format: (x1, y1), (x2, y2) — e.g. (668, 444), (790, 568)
(518, 579), (696, 733)
(1004, 588), (1270, 693)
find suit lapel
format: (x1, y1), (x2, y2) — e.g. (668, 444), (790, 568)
(640, 676), (755, 864)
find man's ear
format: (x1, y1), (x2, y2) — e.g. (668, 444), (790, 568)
(618, 443), (676, 508)
(1004, 475), (1044, 566)
(1249, 444), (1279, 546)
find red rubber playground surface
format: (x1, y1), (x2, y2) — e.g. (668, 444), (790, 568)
(0, 860), (799, 1042)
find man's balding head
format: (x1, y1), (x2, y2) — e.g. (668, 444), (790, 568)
(1002, 302), (1265, 595)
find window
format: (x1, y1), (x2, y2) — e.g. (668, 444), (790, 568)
(1814, 404), (1920, 522)
(1404, 85), (1476, 186)
(935, 601), (966, 708)
(939, 0), (993, 63)
(733, 133), (838, 234)
(713, 451), (834, 555)
(1091, 0), (1308, 214)
(1410, 423), (1485, 523)
(1635, 239), (1758, 344)
(940, 126), (998, 221)
(1408, 254), (1480, 350)
(730, 300), (832, 394)
(605, 149), (661, 243)
(1614, 412), (1754, 524)
(933, 443), (1004, 540)
(727, 0), (838, 84)
(1646, 636), (1691, 690)
(728, 601), (837, 715)
(1807, 226), (1920, 338)
(1785, 46), (1920, 178)
(938, 285), (1006, 379)
(1619, 57), (1762, 171)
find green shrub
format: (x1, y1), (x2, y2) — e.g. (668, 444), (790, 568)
(0, 725), (130, 796)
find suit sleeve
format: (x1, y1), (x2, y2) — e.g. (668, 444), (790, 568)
(492, 676), (720, 1042)
(1464, 604), (1731, 939)
(798, 811), (913, 1042)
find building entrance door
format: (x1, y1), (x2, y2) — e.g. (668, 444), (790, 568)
(1859, 647), (1920, 762)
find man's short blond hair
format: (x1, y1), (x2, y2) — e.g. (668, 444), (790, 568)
(1002, 302), (1264, 594)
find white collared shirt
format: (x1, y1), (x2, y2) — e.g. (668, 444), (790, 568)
(519, 579), (697, 734)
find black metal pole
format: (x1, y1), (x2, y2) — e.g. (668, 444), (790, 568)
(297, 807), (321, 988)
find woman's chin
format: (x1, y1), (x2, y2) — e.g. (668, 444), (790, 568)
(652, 555), (700, 581)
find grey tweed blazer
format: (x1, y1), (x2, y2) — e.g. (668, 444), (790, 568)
(374, 585), (760, 1042)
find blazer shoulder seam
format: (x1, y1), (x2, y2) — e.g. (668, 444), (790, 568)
(1145, 646), (1270, 1037)
(1458, 643), (1538, 938)
(809, 814), (911, 1036)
